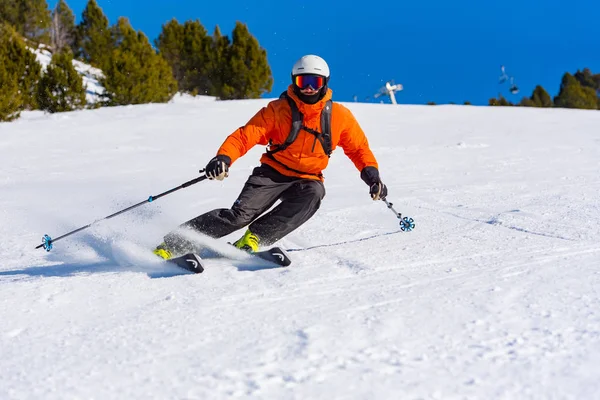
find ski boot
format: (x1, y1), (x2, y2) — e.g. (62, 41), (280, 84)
(232, 230), (260, 253)
(153, 242), (173, 260)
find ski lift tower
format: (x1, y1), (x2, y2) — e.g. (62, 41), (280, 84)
(374, 80), (403, 104)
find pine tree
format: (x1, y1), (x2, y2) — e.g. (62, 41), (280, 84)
(101, 17), (177, 105)
(0, 51), (22, 122)
(155, 19), (185, 84)
(37, 50), (86, 113)
(574, 68), (600, 109)
(76, 0), (113, 68)
(0, 0), (19, 30)
(595, 72), (600, 109)
(593, 73), (600, 93)
(180, 20), (212, 95)
(489, 95), (513, 106)
(574, 68), (597, 91)
(0, 23), (42, 110)
(220, 22), (272, 100)
(156, 20), (272, 99)
(527, 85), (553, 107)
(0, 0), (51, 44)
(51, 0), (76, 53)
(209, 25), (231, 97)
(156, 19), (213, 95)
(554, 73), (598, 110)
(519, 97), (535, 107)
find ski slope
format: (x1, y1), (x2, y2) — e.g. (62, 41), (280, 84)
(1, 96), (599, 400)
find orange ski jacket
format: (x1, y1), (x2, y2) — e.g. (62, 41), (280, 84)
(217, 85), (379, 181)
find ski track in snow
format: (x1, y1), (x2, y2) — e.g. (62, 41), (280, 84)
(1, 101), (600, 399)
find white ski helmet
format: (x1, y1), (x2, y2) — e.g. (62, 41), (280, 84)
(291, 55), (330, 79)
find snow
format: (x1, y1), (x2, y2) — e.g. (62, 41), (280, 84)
(32, 47), (105, 104)
(1, 99), (599, 399)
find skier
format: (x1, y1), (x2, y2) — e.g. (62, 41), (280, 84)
(153, 55), (388, 260)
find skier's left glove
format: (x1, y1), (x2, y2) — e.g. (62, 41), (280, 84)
(205, 155), (231, 180)
(369, 181), (388, 201)
(361, 166), (388, 201)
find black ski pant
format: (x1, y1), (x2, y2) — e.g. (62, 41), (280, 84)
(164, 164), (325, 250)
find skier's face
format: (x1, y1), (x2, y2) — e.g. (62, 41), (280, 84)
(300, 86), (319, 95)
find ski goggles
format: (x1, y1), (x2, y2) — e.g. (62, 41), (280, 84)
(294, 74), (326, 90)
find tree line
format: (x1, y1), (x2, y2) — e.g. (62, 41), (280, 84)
(488, 69), (600, 110)
(0, 0), (273, 121)
(426, 69), (600, 109)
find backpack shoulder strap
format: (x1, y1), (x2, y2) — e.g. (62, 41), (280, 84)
(268, 92), (303, 155)
(320, 100), (333, 157)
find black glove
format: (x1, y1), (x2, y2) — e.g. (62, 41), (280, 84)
(369, 181), (388, 201)
(361, 166), (388, 201)
(205, 155), (231, 180)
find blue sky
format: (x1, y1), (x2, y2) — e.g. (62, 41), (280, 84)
(49, 0), (600, 105)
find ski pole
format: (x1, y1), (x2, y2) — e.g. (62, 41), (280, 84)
(382, 198), (415, 232)
(36, 171), (208, 251)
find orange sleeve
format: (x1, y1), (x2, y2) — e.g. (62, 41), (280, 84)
(217, 102), (276, 165)
(337, 106), (379, 172)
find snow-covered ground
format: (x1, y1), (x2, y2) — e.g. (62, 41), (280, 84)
(33, 47), (105, 104)
(1, 98), (599, 400)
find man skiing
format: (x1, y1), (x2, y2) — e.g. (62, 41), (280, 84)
(153, 55), (387, 260)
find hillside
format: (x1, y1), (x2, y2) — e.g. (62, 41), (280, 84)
(32, 46), (105, 104)
(1, 99), (599, 399)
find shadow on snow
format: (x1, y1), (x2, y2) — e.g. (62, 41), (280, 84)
(285, 230), (402, 252)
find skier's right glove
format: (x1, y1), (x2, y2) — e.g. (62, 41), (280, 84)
(205, 155), (231, 180)
(361, 166), (388, 201)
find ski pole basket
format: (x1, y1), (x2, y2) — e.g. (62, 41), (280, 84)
(383, 199), (415, 232)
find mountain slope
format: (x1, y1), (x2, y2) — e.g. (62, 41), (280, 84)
(33, 46), (105, 104)
(1, 100), (599, 399)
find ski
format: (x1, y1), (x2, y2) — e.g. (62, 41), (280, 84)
(251, 247), (292, 267)
(167, 246), (291, 273)
(201, 246), (292, 267)
(168, 253), (205, 274)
